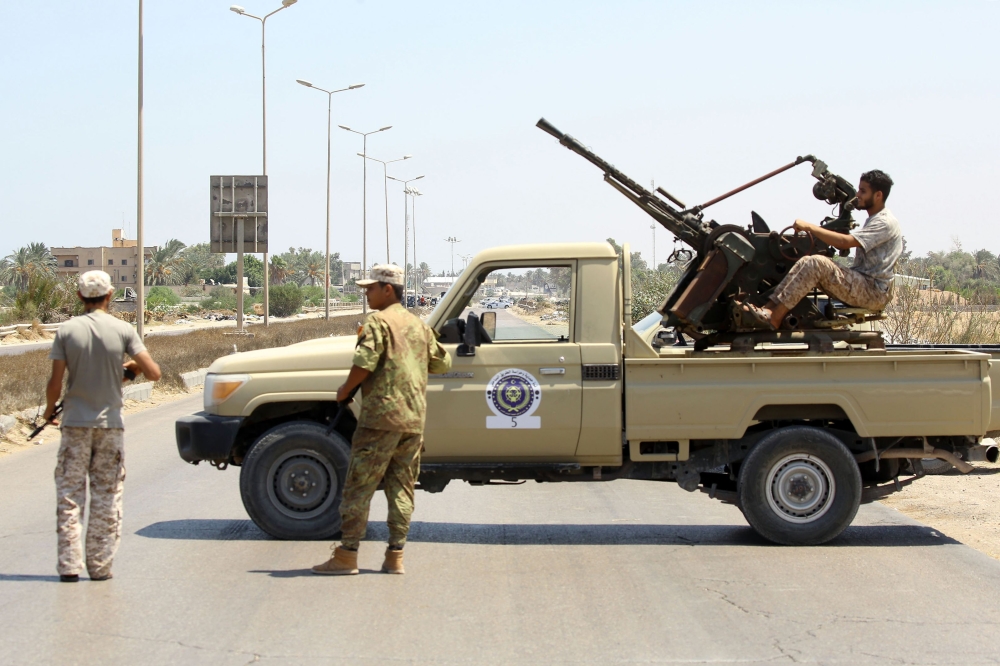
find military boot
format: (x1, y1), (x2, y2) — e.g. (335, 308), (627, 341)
(381, 547), (405, 574)
(311, 546), (359, 576)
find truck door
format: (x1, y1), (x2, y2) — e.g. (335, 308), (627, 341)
(423, 264), (582, 460)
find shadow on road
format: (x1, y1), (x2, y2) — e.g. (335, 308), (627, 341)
(0, 574), (63, 582)
(135, 519), (960, 548)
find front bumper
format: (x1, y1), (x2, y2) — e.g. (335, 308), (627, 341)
(175, 412), (244, 464)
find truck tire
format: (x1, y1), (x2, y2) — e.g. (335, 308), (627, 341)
(239, 421), (351, 540)
(738, 426), (862, 546)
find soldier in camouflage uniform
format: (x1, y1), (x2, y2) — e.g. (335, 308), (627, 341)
(312, 264), (451, 576)
(742, 170), (902, 330)
(44, 271), (161, 582)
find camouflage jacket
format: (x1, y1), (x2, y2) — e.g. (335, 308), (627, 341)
(353, 303), (452, 432)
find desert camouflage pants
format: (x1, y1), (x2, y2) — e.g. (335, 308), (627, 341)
(55, 427), (125, 578)
(339, 427), (422, 550)
(773, 255), (891, 312)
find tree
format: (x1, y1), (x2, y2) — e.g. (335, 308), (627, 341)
(0, 243), (56, 290)
(179, 243), (223, 284)
(269, 283), (305, 317)
(145, 239), (187, 285)
(269, 256), (293, 285)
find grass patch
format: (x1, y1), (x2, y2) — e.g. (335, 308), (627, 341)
(0, 316), (362, 416)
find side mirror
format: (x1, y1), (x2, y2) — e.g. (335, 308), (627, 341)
(480, 310), (496, 341)
(457, 312), (492, 357)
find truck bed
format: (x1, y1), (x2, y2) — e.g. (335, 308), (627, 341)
(625, 347), (992, 442)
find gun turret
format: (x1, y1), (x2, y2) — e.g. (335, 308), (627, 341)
(537, 118), (864, 346)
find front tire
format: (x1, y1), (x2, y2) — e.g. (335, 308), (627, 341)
(738, 426), (861, 546)
(240, 421), (351, 540)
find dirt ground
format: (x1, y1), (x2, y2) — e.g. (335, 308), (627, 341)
(0, 387), (194, 458)
(880, 461), (1000, 559)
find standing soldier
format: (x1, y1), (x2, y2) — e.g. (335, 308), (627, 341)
(43, 271), (161, 582)
(312, 264), (451, 576)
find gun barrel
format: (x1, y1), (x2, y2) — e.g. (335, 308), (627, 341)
(536, 118), (706, 248)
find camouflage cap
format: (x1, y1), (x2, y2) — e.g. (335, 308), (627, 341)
(357, 264), (404, 287)
(78, 270), (114, 298)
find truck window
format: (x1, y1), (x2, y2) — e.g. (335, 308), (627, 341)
(462, 266), (572, 342)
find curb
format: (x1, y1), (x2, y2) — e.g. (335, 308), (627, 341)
(0, 367), (210, 436)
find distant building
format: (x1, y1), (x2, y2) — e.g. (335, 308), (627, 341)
(342, 261), (363, 284)
(894, 274), (931, 290)
(423, 276), (457, 291)
(51, 229), (157, 291)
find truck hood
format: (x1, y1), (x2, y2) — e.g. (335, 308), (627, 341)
(207, 334), (358, 375)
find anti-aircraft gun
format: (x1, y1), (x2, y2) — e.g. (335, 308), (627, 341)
(536, 118), (885, 352)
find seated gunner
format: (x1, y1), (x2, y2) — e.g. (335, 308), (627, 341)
(743, 169), (902, 330)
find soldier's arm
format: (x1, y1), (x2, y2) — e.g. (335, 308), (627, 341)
(427, 338), (452, 375)
(43, 360), (66, 422)
(793, 219), (860, 250)
(125, 350), (161, 381)
(336, 365), (372, 403)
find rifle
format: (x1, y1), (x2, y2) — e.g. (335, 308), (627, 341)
(28, 401), (62, 441)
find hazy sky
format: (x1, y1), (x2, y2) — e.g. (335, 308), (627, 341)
(2, 1), (998, 273)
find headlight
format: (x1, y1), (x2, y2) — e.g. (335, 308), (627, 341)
(204, 374), (250, 410)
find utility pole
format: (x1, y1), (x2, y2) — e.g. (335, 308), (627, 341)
(136, 0), (145, 338)
(444, 236), (460, 276)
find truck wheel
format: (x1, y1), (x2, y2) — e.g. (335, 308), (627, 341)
(738, 426), (861, 546)
(239, 421), (351, 540)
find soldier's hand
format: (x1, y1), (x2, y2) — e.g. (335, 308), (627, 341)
(42, 406), (58, 424)
(336, 384), (353, 403)
(792, 219), (815, 233)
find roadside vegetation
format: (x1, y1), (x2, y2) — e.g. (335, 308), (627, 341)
(0, 317), (361, 417)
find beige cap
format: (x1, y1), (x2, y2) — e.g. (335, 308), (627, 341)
(78, 270), (114, 298)
(357, 264), (404, 287)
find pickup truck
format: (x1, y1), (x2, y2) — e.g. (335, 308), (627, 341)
(175, 242), (1000, 546)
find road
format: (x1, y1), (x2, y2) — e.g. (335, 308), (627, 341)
(467, 306), (564, 340)
(2, 396), (1000, 664)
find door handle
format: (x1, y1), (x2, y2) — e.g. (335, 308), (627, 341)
(539, 367), (565, 375)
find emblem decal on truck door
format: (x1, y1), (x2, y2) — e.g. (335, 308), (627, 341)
(486, 369), (541, 429)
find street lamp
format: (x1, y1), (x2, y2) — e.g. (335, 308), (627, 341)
(358, 153), (411, 264)
(411, 188), (423, 299)
(296, 79), (365, 320)
(137, 0), (145, 338)
(230, 0), (298, 326)
(444, 236), (460, 277)
(339, 125), (391, 315)
(387, 174), (424, 306)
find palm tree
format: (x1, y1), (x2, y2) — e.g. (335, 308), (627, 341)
(302, 261), (323, 286)
(0, 243), (56, 290)
(144, 239), (187, 286)
(972, 249), (997, 280)
(269, 256), (294, 285)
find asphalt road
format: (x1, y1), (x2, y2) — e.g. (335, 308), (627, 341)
(2, 395), (1000, 664)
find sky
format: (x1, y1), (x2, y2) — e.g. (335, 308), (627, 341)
(2, 1), (999, 274)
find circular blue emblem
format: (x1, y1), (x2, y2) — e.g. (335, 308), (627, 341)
(487, 370), (541, 418)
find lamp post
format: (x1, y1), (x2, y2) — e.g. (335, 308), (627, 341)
(229, 0), (298, 326)
(387, 174), (424, 307)
(296, 79), (365, 320)
(358, 153), (411, 264)
(339, 124), (392, 315)
(444, 236), (460, 277)
(411, 188), (423, 301)
(136, 0), (145, 338)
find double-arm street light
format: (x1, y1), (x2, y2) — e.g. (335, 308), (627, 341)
(296, 80), (365, 320)
(387, 175), (424, 306)
(358, 153), (411, 264)
(339, 124), (391, 314)
(230, 0), (298, 326)
(444, 236), (461, 277)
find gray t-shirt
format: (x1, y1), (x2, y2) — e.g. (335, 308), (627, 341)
(850, 208), (902, 291)
(49, 310), (146, 428)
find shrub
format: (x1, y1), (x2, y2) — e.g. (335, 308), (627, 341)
(301, 285), (324, 306)
(269, 283), (305, 317)
(147, 286), (181, 308)
(200, 286), (237, 311)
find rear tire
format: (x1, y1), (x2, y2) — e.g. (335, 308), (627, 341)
(240, 421), (351, 540)
(738, 426), (861, 546)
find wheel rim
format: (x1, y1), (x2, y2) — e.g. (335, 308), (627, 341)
(765, 454), (836, 524)
(266, 448), (337, 520)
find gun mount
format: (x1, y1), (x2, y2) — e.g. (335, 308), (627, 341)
(537, 118), (883, 351)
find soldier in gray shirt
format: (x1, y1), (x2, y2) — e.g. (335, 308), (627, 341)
(741, 170), (902, 330)
(44, 271), (161, 582)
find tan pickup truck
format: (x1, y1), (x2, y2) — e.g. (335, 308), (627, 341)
(175, 241), (1000, 545)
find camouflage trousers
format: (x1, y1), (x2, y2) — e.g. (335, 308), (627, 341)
(339, 427), (422, 550)
(55, 427), (125, 578)
(773, 255), (891, 311)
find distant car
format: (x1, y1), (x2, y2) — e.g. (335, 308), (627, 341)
(485, 299), (511, 309)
